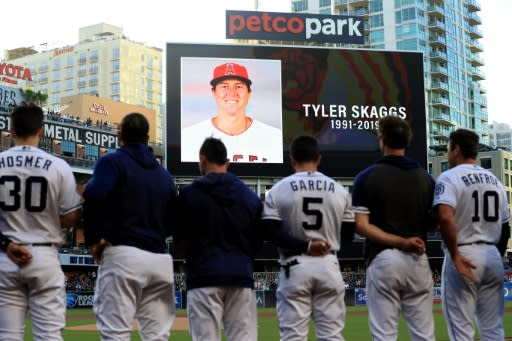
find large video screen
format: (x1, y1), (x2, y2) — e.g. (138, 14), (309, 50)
(166, 43), (427, 178)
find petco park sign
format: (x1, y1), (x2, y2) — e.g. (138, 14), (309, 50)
(226, 10), (364, 44)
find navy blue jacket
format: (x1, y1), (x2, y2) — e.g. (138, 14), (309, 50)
(83, 143), (177, 253)
(176, 172), (262, 290)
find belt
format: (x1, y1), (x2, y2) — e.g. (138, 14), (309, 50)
(457, 241), (494, 247)
(22, 243), (54, 247)
(282, 250), (337, 258)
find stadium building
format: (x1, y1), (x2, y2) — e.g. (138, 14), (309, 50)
(291, 0), (488, 148)
(1, 22), (164, 143)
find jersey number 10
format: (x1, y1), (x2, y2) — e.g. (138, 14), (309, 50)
(471, 190), (499, 222)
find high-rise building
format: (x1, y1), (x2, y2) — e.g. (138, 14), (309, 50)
(291, 0), (488, 147)
(1, 23), (164, 142)
(490, 121), (512, 151)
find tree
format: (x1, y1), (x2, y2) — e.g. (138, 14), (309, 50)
(20, 88), (48, 107)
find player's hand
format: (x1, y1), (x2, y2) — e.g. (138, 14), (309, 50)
(453, 254), (477, 283)
(6, 243), (33, 267)
(399, 237), (426, 256)
(89, 238), (108, 264)
(307, 239), (331, 256)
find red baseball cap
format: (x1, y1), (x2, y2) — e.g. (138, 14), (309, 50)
(210, 63), (252, 87)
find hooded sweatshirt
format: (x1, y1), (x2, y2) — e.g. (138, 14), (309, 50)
(176, 172), (262, 290)
(83, 143), (177, 253)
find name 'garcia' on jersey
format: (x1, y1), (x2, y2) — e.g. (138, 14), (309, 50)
(0, 154), (52, 170)
(461, 172), (499, 188)
(289, 179), (335, 193)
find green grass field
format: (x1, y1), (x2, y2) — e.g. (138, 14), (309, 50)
(22, 303), (512, 340)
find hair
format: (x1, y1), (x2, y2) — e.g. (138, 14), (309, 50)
(119, 113), (149, 143)
(290, 135), (320, 163)
(212, 79), (252, 92)
(378, 116), (412, 149)
(199, 137), (228, 165)
(449, 128), (479, 159)
(11, 103), (44, 138)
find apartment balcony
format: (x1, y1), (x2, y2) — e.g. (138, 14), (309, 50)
(469, 40), (483, 53)
(428, 20), (446, 33)
(78, 57), (86, 65)
(430, 65), (448, 76)
(469, 53), (484, 67)
(430, 128), (452, 138)
(468, 26), (483, 39)
(89, 67), (99, 74)
(78, 81), (87, 88)
(89, 79), (98, 86)
(471, 69), (485, 81)
(39, 77), (48, 84)
(431, 97), (450, 109)
(89, 55), (99, 63)
(431, 111), (455, 124)
(430, 51), (447, 62)
(430, 81), (449, 93)
(334, 0), (369, 8)
(468, 12), (482, 25)
(429, 35), (447, 47)
(479, 84), (486, 94)
(77, 69), (86, 76)
(38, 66), (48, 73)
(465, 0), (481, 12)
(427, 5), (445, 19)
(352, 7), (369, 17)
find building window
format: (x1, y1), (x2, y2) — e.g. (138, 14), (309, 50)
(112, 60), (120, 71)
(53, 58), (61, 69)
(112, 48), (120, 59)
(506, 174), (510, 187)
(370, 14), (384, 27)
(66, 55), (74, 66)
(370, 0), (383, 12)
(112, 84), (120, 95)
(53, 70), (61, 81)
(66, 79), (73, 90)
(61, 140), (75, 157)
(292, 0), (308, 12)
(112, 72), (120, 82)
(505, 159), (509, 170)
(66, 68), (73, 78)
(480, 158), (492, 169)
(428, 163), (432, 175)
(320, 0), (330, 7)
(441, 161), (449, 172)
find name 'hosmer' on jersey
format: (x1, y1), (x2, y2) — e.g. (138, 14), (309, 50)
(0, 153), (52, 170)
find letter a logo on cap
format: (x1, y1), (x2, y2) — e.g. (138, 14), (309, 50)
(224, 63), (236, 76)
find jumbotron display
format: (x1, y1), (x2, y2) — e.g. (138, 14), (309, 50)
(166, 43), (426, 177)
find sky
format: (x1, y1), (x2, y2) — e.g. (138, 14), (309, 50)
(0, 0), (510, 125)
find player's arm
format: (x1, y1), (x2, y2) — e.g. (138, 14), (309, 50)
(82, 157), (117, 246)
(436, 203), (477, 282)
(354, 213), (425, 255)
(497, 222), (511, 257)
(60, 209), (82, 230)
(1, 232), (33, 266)
(260, 219), (328, 255)
(341, 221), (355, 244)
(0, 231), (13, 252)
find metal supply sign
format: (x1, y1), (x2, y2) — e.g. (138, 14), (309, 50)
(226, 10), (364, 44)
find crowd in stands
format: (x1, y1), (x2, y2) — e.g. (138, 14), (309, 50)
(45, 110), (115, 131)
(65, 271), (96, 292)
(63, 270), (512, 293)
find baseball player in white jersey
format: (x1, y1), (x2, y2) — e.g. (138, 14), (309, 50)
(262, 135), (355, 341)
(0, 104), (82, 341)
(433, 128), (510, 341)
(181, 62), (283, 163)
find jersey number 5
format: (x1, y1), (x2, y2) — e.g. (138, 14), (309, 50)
(471, 190), (499, 222)
(0, 176), (48, 212)
(302, 197), (323, 230)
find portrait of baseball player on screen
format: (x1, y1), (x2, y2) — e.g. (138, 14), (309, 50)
(180, 57), (283, 163)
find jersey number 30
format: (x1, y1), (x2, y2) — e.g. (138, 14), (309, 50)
(302, 197), (323, 230)
(0, 176), (48, 212)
